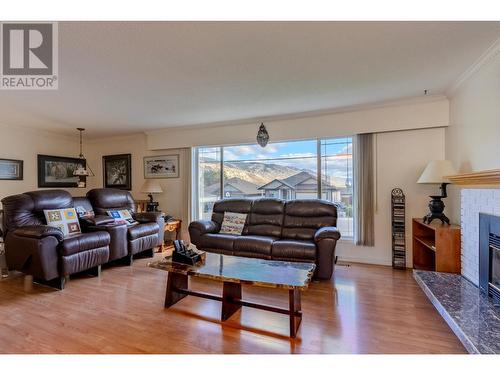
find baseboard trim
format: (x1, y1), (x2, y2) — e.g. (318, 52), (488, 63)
(336, 255), (392, 267)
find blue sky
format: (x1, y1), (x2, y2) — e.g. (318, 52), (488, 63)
(199, 137), (353, 178)
(223, 137), (352, 162)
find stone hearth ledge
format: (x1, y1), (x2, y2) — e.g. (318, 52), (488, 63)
(413, 270), (500, 354)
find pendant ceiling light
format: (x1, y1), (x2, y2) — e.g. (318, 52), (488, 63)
(73, 128), (94, 187)
(256, 122), (269, 147)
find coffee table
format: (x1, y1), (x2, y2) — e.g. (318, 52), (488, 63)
(148, 252), (316, 338)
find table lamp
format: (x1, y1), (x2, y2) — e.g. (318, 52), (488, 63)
(417, 160), (457, 225)
(140, 180), (163, 212)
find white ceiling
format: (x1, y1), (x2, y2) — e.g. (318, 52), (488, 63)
(1, 21), (499, 138)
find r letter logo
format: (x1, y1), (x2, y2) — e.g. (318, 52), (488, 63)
(1, 22), (58, 89)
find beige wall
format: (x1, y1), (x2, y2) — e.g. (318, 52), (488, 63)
(87, 127), (445, 266)
(146, 96), (449, 149)
(338, 127), (445, 266)
(445, 45), (500, 223)
(0, 98), (449, 267)
(85, 135), (191, 239)
(0, 124), (81, 203)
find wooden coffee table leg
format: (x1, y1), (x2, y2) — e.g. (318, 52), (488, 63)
(289, 288), (302, 338)
(221, 281), (242, 321)
(165, 272), (188, 307)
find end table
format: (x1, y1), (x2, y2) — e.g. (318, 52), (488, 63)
(159, 219), (182, 252)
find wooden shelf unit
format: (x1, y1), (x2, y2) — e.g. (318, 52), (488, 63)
(412, 218), (461, 273)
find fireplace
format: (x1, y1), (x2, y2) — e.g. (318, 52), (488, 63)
(479, 213), (500, 305)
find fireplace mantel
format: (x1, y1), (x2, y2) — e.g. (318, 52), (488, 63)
(445, 169), (500, 186)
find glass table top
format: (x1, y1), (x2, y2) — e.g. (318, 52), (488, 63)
(148, 252), (316, 290)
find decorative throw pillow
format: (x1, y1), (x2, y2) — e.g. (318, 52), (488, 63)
(75, 206), (94, 219)
(106, 209), (138, 225)
(43, 208), (82, 238)
(219, 212), (247, 235)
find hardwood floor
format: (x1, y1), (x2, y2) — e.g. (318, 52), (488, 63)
(0, 254), (466, 354)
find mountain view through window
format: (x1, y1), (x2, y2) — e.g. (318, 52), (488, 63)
(194, 137), (353, 237)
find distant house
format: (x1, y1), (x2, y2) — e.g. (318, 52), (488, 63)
(200, 177), (262, 218)
(257, 171), (340, 201)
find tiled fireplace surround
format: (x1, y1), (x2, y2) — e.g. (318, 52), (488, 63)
(413, 188), (500, 354)
(461, 188), (500, 285)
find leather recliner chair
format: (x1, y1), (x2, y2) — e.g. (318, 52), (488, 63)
(189, 198), (341, 280)
(73, 196), (129, 263)
(1, 190), (111, 289)
(86, 188), (164, 264)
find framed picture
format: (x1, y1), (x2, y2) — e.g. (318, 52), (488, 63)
(144, 154), (179, 179)
(103, 154), (132, 190)
(0, 159), (23, 180)
(37, 155), (83, 188)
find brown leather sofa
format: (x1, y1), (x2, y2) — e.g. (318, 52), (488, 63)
(1, 190), (111, 289)
(189, 198), (341, 280)
(85, 188), (164, 264)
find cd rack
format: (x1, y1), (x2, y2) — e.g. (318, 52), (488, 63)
(391, 188), (406, 269)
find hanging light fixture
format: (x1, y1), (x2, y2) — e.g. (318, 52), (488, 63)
(73, 128), (94, 188)
(256, 122), (269, 147)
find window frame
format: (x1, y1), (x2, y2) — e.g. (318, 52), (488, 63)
(192, 136), (354, 238)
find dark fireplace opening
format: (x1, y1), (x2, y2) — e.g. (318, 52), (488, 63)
(479, 213), (500, 305)
(491, 238), (500, 296)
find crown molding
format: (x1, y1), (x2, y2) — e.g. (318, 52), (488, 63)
(446, 36), (500, 97)
(144, 94), (447, 135)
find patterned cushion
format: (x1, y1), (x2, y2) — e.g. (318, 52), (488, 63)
(75, 206), (94, 218)
(106, 209), (138, 225)
(43, 208), (81, 238)
(219, 212), (247, 235)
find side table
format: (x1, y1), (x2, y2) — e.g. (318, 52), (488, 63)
(159, 219), (182, 252)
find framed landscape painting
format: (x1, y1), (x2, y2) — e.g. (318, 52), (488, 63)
(0, 159), (23, 180)
(37, 154), (82, 188)
(103, 154), (132, 190)
(144, 154), (179, 179)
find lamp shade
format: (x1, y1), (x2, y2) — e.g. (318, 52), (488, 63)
(140, 179), (163, 194)
(417, 160), (457, 184)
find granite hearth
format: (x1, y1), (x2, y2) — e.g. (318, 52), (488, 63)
(414, 270), (500, 354)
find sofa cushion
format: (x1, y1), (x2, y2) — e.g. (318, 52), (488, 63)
(233, 235), (276, 257)
(107, 209), (137, 225)
(43, 208), (81, 237)
(128, 222), (159, 240)
(220, 212), (247, 235)
(199, 233), (238, 251)
(61, 231), (110, 256)
(73, 197), (95, 219)
(271, 240), (316, 261)
(282, 200), (337, 240)
(246, 198), (284, 238)
(87, 188), (135, 215)
(211, 199), (252, 235)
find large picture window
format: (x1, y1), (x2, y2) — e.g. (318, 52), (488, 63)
(193, 137), (353, 238)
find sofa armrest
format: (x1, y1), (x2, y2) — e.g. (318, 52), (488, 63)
(133, 212), (163, 223)
(80, 215), (116, 226)
(12, 225), (64, 242)
(132, 212), (165, 246)
(189, 220), (218, 235)
(314, 226), (341, 242)
(313, 226), (341, 280)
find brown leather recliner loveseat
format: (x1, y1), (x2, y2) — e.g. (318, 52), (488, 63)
(83, 188), (164, 265)
(189, 198), (341, 280)
(1, 190), (111, 289)
(1, 188), (165, 289)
